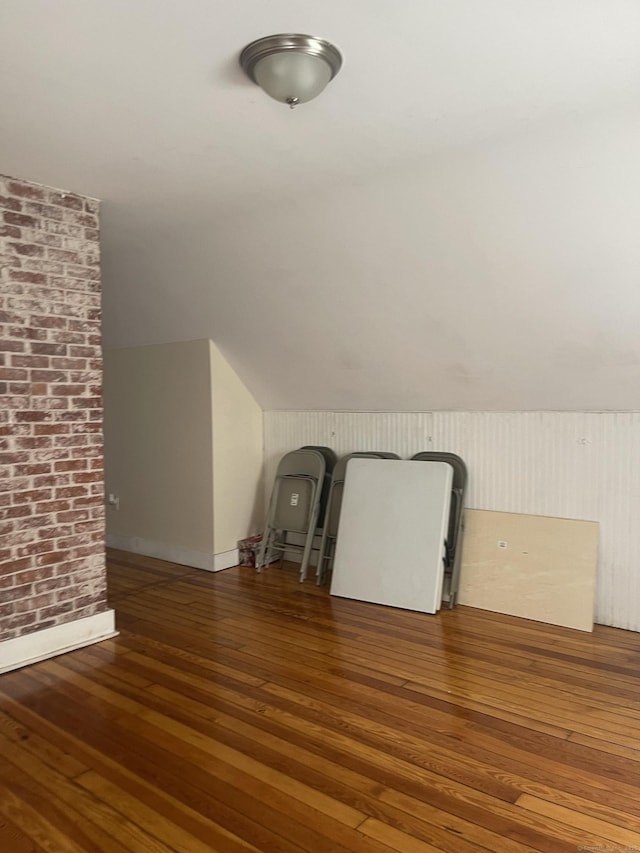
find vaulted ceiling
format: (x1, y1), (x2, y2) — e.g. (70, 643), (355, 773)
(2, 1), (640, 409)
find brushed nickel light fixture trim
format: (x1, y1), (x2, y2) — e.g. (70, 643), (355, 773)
(240, 33), (342, 108)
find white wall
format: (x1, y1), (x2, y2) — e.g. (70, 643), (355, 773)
(104, 341), (215, 566)
(104, 339), (263, 571)
(210, 341), (264, 553)
(264, 410), (640, 631)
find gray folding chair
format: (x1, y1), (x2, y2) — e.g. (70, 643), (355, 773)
(411, 451), (468, 607)
(257, 448), (326, 582)
(300, 446), (337, 531)
(316, 451), (400, 585)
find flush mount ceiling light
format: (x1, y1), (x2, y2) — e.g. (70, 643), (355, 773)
(240, 33), (342, 108)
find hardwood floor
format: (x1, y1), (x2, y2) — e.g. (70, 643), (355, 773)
(1, 549), (640, 851)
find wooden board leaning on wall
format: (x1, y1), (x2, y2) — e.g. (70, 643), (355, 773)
(458, 509), (599, 632)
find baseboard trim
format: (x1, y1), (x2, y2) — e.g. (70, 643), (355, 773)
(0, 609), (117, 674)
(213, 549), (240, 572)
(106, 533), (238, 573)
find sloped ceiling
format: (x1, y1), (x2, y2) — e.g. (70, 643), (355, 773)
(2, 0), (640, 410)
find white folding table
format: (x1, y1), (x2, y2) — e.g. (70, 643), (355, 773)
(330, 458), (452, 613)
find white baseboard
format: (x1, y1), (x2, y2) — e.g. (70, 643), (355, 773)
(213, 549), (240, 572)
(0, 609), (117, 674)
(106, 532), (238, 573)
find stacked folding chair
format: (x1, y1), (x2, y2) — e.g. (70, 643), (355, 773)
(256, 446), (336, 582)
(411, 451), (467, 606)
(316, 451), (400, 585)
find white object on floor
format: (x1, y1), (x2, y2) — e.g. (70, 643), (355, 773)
(330, 459), (452, 613)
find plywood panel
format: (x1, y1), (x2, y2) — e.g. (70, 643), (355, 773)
(330, 459), (452, 613)
(458, 509), (599, 631)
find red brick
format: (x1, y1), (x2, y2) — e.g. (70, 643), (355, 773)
(0, 367), (28, 380)
(15, 592), (55, 611)
(35, 499), (71, 514)
(7, 382), (29, 394)
(0, 309), (25, 324)
(70, 423), (101, 435)
(57, 509), (89, 523)
(12, 489), (52, 505)
(49, 192), (83, 211)
(8, 326), (47, 341)
(0, 340), (25, 353)
(72, 397), (101, 409)
(48, 331), (85, 345)
(55, 534), (89, 550)
(33, 424), (70, 435)
(55, 411), (88, 423)
(2, 611), (38, 631)
(0, 224), (22, 238)
(9, 242), (45, 257)
(73, 496), (103, 509)
(73, 471), (103, 484)
(38, 601), (74, 620)
(50, 384), (84, 396)
(22, 259), (65, 275)
(13, 566), (55, 585)
(13, 437), (51, 450)
(30, 369), (67, 382)
(32, 397), (69, 411)
(3, 211), (37, 228)
(23, 201), (63, 221)
(15, 411), (54, 423)
(54, 436), (88, 450)
(35, 551), (71, 567)
(68, 345), (97, 358)
(55, 486), (88, 499)
(0, 474), (30, 491)
(3, 584), (34, 603)
(38, 525), (72, 540)
(30, 315), (68, 329)
(70, 544), (103, 559)
(50, 358), (86, 370)
(31, 342), (67, 356)
(10, 270), (48, 284)
(16, 540), (56, 558)
(0, 504), (33, 519)
(34, 576), (69, 594)
(0, 194), (23, 210)
(1, 557), (34, 574)
(13, 462), (51, 476)
(53, 459), (86, 472)
(7, 181), (46, 200)
(10, 354), (50, 368)
(33, 474), (70, 488)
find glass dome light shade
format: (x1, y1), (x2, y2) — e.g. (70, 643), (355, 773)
(254, 51), (332, 104)
(240, 34), (342, 107)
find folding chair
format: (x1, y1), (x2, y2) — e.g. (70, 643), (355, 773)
(411, 451), (467, 606)
(257, 448), (326, 582)
(300, 446), (337, 530)
(316, 451), (400, 585)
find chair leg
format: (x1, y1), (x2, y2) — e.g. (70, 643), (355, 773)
(316, 526), (329, 584)
(299, 500), (321, 583)
(256, 528), (271, 572)
(299, 530), (315, 582)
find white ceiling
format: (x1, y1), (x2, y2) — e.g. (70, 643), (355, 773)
(2, 1), (640, 410)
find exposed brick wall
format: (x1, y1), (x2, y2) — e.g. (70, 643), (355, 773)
(0, 174), (107, 642)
